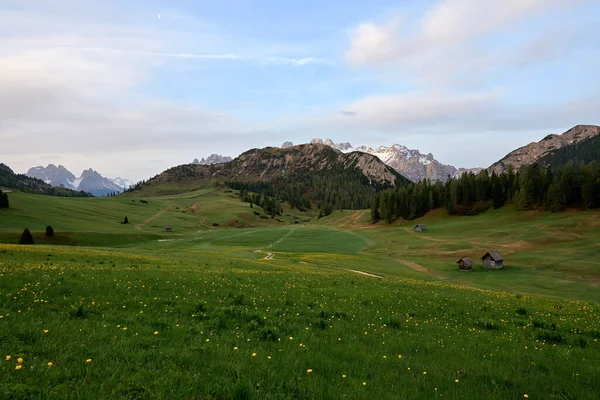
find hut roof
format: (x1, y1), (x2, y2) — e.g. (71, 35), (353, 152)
(481, 251), (503, 261)
(456, 257), (474, 266)
(414, 224), (427, 229)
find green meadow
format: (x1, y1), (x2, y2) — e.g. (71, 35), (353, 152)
(1, 189), (600, 399)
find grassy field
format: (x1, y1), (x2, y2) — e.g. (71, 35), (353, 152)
(1, 189), (600, 398)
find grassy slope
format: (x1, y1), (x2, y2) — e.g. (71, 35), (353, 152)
(1, 244), (599, 399)
(1, 190), (600, 398)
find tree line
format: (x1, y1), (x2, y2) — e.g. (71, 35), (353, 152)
(371, 160), (600, 223)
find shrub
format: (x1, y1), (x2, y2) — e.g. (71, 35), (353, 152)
(19, 228), (34, 245)
(45, 226), (54, 237)
(123, 216), (129, 224)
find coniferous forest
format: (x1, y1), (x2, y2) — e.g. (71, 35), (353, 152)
(371, 160), (600, 223)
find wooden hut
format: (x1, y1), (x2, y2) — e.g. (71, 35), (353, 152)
(165, 225), (172, 232)
(456, 257), (474, 272)
(481, 251), (504, 269)
(414, 224), (427, 232)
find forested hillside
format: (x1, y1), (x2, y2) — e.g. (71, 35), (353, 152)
(538, 134), (600, 169)
(372, 160), (600, 222)
(227, 164), (398, 216)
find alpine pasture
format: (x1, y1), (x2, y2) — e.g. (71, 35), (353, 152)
(1, 189), (599, 399)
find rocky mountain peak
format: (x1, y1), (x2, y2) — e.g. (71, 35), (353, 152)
(489, 125), (600, 175)
(281, 141), (294, 149)
(303, 138), (475, 183)
(192, 154), (233, 165)
(26, 164), (131, 196)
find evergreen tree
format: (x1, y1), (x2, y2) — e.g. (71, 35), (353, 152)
(491, 173), (503, 209)
(123, 216), (129, 224)
(19, 228), (34, 245)
(0, 190), (8, 208)
(45, 226), (54, 237)
(370, 196), (380, 223)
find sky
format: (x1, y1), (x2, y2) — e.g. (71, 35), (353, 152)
(1, 0), (599, 182)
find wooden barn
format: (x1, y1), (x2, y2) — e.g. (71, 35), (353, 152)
(481, 251), (504, 269)
(414, 224), (427, 232)
(456, 257), (474, 272)
(165, 225), (172, 232)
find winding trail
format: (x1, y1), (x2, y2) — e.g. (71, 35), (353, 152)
(137, 202), (174, 231)
(395, 258), (448, 279)
(255, 228), (297, 260)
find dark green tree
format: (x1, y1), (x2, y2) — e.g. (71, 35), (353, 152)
(19, 228), (34, 245)
(45, 226), (54, 237)
(370, 195), (380, 223)
(123, 216), (129, 224)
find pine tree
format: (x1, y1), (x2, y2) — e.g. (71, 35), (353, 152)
(45, 226), (54, 237)
(491, 173), (503, 209)
(370, 196), (380, 223)
(0, 190), (8, 209)
(123, 216), (129, 224)
(19, 228), (34, 245)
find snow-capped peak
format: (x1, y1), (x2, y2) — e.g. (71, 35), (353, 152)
(302, 138), (481, 183)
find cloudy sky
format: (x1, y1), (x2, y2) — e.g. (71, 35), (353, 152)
(1, 0), (599, 181)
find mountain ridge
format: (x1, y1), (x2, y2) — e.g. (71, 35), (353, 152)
(26, 164), (132, 196)
(284, 140), (482, 182)
(489, 125), (600, 174)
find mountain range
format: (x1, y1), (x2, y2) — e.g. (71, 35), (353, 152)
(1, 163), (91, 197)
(26, 165), (132, 197)
(192, 155), (233, 165)
(280, 139), (481, 183)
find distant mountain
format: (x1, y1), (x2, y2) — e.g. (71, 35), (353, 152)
(75, 169), (124, 197)
(26, 165), (131, 196)
(109, 177), (134, 190)
(281, 141), (294, 149)
(489, 125), (600, 174)
(192, 154), (233, 165)
(26, 164), (76, 188)
(301, 138), (481, 182)
(157, 144), (406, 187)
(1, 163), (91, 197)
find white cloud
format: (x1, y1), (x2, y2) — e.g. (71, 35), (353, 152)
(346, 0), (589, 85)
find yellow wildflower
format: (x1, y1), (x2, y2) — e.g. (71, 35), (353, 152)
(5, 355), (11, 361)
(15, 365), (22, 370)
(17, 358), (23, 364)
(86, 359), (92, 364)
(48, 362), (53, 367)
(307, 369), (313, 374)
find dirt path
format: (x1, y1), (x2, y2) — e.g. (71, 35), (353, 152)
(340, 210), (368, 227)
(137, 202), (174, 231)
(395, 259), (448, 279)
(345, 269), (383, 278)
(254, 250), (275, 260)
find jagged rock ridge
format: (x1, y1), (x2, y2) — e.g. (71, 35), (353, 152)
(295, 140), (481, 182)
(192, 154), (233, 165)
(26, 165), (131, 196)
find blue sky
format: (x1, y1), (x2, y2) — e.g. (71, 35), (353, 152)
(1, 0), (599, 181)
